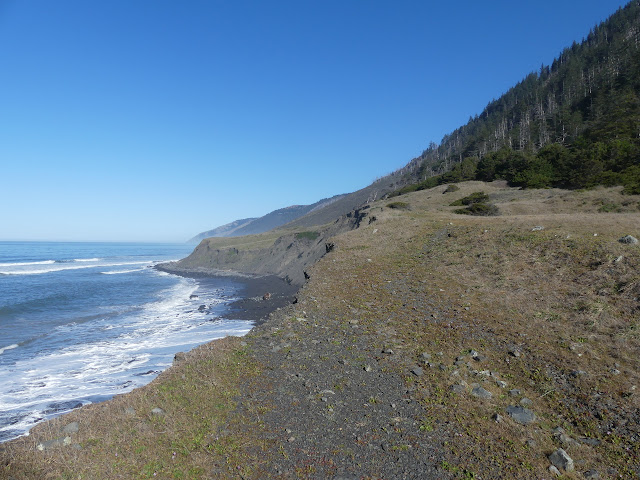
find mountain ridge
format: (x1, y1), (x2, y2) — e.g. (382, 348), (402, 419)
(188, 194), (349, 243)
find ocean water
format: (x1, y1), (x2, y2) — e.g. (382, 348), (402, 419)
(0, 241), (252, 442)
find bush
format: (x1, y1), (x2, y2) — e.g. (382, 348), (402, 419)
(454, 203), (500, 216)
(386, 201), (410, 210)
(450, 191), (489, 206)
(443, 184), (460, 193)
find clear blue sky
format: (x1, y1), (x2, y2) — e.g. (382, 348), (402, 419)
(0, 0), (628, 242)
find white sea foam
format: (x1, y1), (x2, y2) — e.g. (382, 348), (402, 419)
(0, 261), (151, 276)
(0, 274), (251, 442)
(100, 268), (146, 275)
(74, 257), (101, 262)
(0, 344), (19, 355)
(0, 260), (55, 267)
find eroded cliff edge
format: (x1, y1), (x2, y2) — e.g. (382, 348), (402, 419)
(157, 206), (374, 286)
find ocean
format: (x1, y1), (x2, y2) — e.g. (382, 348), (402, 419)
(0, 241), (252, 443)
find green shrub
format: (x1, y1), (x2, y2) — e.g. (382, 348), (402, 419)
(450, 191), (489, 206)
(454, 203), (499, 216)
(443, 184), (460, 193)
(386, 201), (410, 210)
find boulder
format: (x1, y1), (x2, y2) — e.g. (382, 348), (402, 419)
(62, 422), (79, 434)
(618, 235), (638, 244)
(549, 448), (574, 472)
(506, 405), (536, 424)
(471, 386), (492, 399)
(36, 436), (71, 451)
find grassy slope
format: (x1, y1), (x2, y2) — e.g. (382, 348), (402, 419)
(2, 182), (640, 478)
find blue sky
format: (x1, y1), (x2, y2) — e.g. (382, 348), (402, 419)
(0, 0), (628, 242)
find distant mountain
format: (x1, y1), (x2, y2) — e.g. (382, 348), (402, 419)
(188, 194), (348, 243)
(188, 218), (257, 243)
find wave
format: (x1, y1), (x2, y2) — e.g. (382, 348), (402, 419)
(100, 268), (146, 275)
(0, 260), (55, 267)
(0, 344), (19, 355)
(0, 261), (152, 276)
(0, 271), (250, 442)
(74, 258), (101, 262)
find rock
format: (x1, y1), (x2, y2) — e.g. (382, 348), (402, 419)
(520, 397), (533, 406)
(421, 352), (432, 361)
(532, 226), (544, 231)
(549, 465), (561, 477)
(559, 433), (579, 446)
(618, 235), (638, 244)
(493, 414), (503, 423)
(411, 367), (424, 377)
(189, 294), (198, 299)
(506, 405), (536, 424)
(151, 407), (165, 416)
(471, 386), (492, 399)
(470, 350), (486, 361)
(198, 304), (207, 312)
(382, 348), (394, 355)
(62, 422), (79, 434)
(507, 347), (521, 357)
(583, 469), (600, 479)
(549, 448), (574, 472)
(450, 384), (466, 394)
(578, 437), (601, 446)
(496, 380), (507, 388)
(36, 436), (72, 451)
(508, 389), (521, 396)
(364, 365), (372, 372)
(124, 407), (136, 416)
(173, 352), (187, 364)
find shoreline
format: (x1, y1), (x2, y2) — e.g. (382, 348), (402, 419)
(156, 263), (300, 326)
(0, 265), (296, 445)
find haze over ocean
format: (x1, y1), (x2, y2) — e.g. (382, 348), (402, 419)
(0, 241), (252, 442)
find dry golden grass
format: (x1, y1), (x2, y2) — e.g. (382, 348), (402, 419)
(1, 337), (266, 480)
(295, 181), (640, 477)
(3, 181), (639, 479)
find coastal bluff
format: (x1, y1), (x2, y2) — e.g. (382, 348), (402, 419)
(157, 206), (373, 286)
(2, 182), (640, 478)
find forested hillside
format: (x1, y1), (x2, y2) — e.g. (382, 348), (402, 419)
(396, 1), (640, 195)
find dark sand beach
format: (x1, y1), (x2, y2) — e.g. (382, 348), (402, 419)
(156, 263), (300, 325)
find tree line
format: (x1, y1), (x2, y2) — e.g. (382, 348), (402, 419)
(397, 1), (640, 195)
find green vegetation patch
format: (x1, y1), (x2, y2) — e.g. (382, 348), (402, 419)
(454, 203), (499, 216)
(295, 231), (320, 241)
(386, 201), (410, 210)
(449, 191), (489, 206)
(443, 184), (460, 193)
